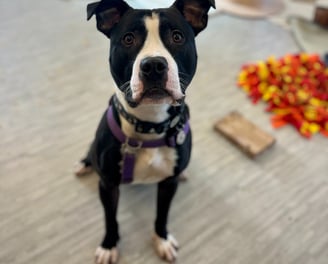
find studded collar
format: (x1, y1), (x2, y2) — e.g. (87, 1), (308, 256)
(112, 95), (185, 134)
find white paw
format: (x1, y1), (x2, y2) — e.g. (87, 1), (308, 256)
(152, 233), (179, 263)
(179, 171), (188, 182)
(95, 246), (119, 264)
(74, 161), (93, 177)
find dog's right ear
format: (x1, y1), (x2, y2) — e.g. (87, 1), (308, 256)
(87, 0), (131, 38)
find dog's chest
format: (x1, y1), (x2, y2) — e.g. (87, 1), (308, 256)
(119, 111), (177, 184)
(130, 147), (177, 184)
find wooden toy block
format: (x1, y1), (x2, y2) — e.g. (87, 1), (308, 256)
(214, 111), (276, 158)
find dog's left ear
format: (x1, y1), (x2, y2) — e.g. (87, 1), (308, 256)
(87, 0), (131, 38)
(172, 0), (216, 36)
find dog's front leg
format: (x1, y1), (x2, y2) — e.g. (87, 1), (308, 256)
(153, 176), (179, 263)
(96, 181), (120, 264)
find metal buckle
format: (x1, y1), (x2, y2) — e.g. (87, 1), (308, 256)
(121, 138), (142, 154)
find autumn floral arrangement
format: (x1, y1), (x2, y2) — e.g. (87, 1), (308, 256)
(238, 53), (328, 138)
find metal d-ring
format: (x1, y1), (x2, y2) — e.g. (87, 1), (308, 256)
(121, 138), (143, 154)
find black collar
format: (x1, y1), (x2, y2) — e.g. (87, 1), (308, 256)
(112, 95), (185, 134)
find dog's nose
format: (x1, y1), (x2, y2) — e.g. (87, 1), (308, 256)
(140, 56), (168, 79)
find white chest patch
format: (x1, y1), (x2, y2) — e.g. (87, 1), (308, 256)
(131, 147), (177, 184)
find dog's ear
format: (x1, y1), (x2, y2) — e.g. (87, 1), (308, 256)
(87, 0), (131, 38)
(172, 0), (215, 35)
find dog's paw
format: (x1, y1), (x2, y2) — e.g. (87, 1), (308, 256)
(95, 246), (119, 264)
(152, 233), (179, 263)
(74, 161), (93, 177)
(178, 171), (188, 182)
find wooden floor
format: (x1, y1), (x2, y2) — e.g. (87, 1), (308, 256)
(1, 1), (328, 264)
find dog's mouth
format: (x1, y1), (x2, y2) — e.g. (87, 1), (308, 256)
(126, 88), (184, 107)
(124, 82), (185, 107)
(142, 87), (171, 100)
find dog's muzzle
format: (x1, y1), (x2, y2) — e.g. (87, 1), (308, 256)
(139, 56), (170, 100)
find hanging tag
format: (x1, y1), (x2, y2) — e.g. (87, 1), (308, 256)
(176, 130), (186, 145)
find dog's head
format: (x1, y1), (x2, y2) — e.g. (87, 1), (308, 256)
(87, 0), (215, 107)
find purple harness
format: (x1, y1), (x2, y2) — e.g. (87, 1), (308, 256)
(106, 105), (190, 183)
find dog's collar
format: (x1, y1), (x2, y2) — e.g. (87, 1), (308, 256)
(106, 105), (190, 183)
(112, 95), (184, 134)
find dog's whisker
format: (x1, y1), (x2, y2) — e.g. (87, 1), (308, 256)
(179, 77), (189, 93)
(120, 82), (134, 98)
(179, 79), (188, 87)
(178, 73), (191, 87)
(119, 81), (131, 91)
(178, 72), (190, 78)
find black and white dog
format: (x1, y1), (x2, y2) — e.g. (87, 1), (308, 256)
(76, 0), (215, 263)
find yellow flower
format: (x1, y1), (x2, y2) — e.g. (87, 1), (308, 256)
(300, 53), (309, 63)
(309, 123), (320, 134)
(296, 90), (309, 103)
(258, 61), (269, 81)
(309, 98), (324, 107)
(304, 107), (317, 121)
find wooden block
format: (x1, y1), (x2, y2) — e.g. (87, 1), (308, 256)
(214, 111), (276, 158)
(314, 6), (328, 29)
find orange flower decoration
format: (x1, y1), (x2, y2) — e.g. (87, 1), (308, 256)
(238, 53), (328, 138)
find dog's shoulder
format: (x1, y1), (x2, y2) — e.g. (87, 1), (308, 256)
(91, 108), (122, 184)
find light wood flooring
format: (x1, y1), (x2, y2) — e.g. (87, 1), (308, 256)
(1, 1), (328, 263)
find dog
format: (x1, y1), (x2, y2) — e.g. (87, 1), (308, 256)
(76, 0), (215, 263)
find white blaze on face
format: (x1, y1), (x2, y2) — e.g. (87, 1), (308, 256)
(130, 13), (184, 102)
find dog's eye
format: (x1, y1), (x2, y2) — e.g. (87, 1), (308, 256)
(122, 33), (135, 46)
(172, 30), (185, 44)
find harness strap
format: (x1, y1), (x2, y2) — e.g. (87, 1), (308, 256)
(106, 105), (190, 183)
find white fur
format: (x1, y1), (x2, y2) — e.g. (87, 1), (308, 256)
(132, 147), (177, 184)
(74, 161), (93, 176)
(95, 247), (119, 264)
(130, 13), (184, 102)
(153, 233), (179, 262)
